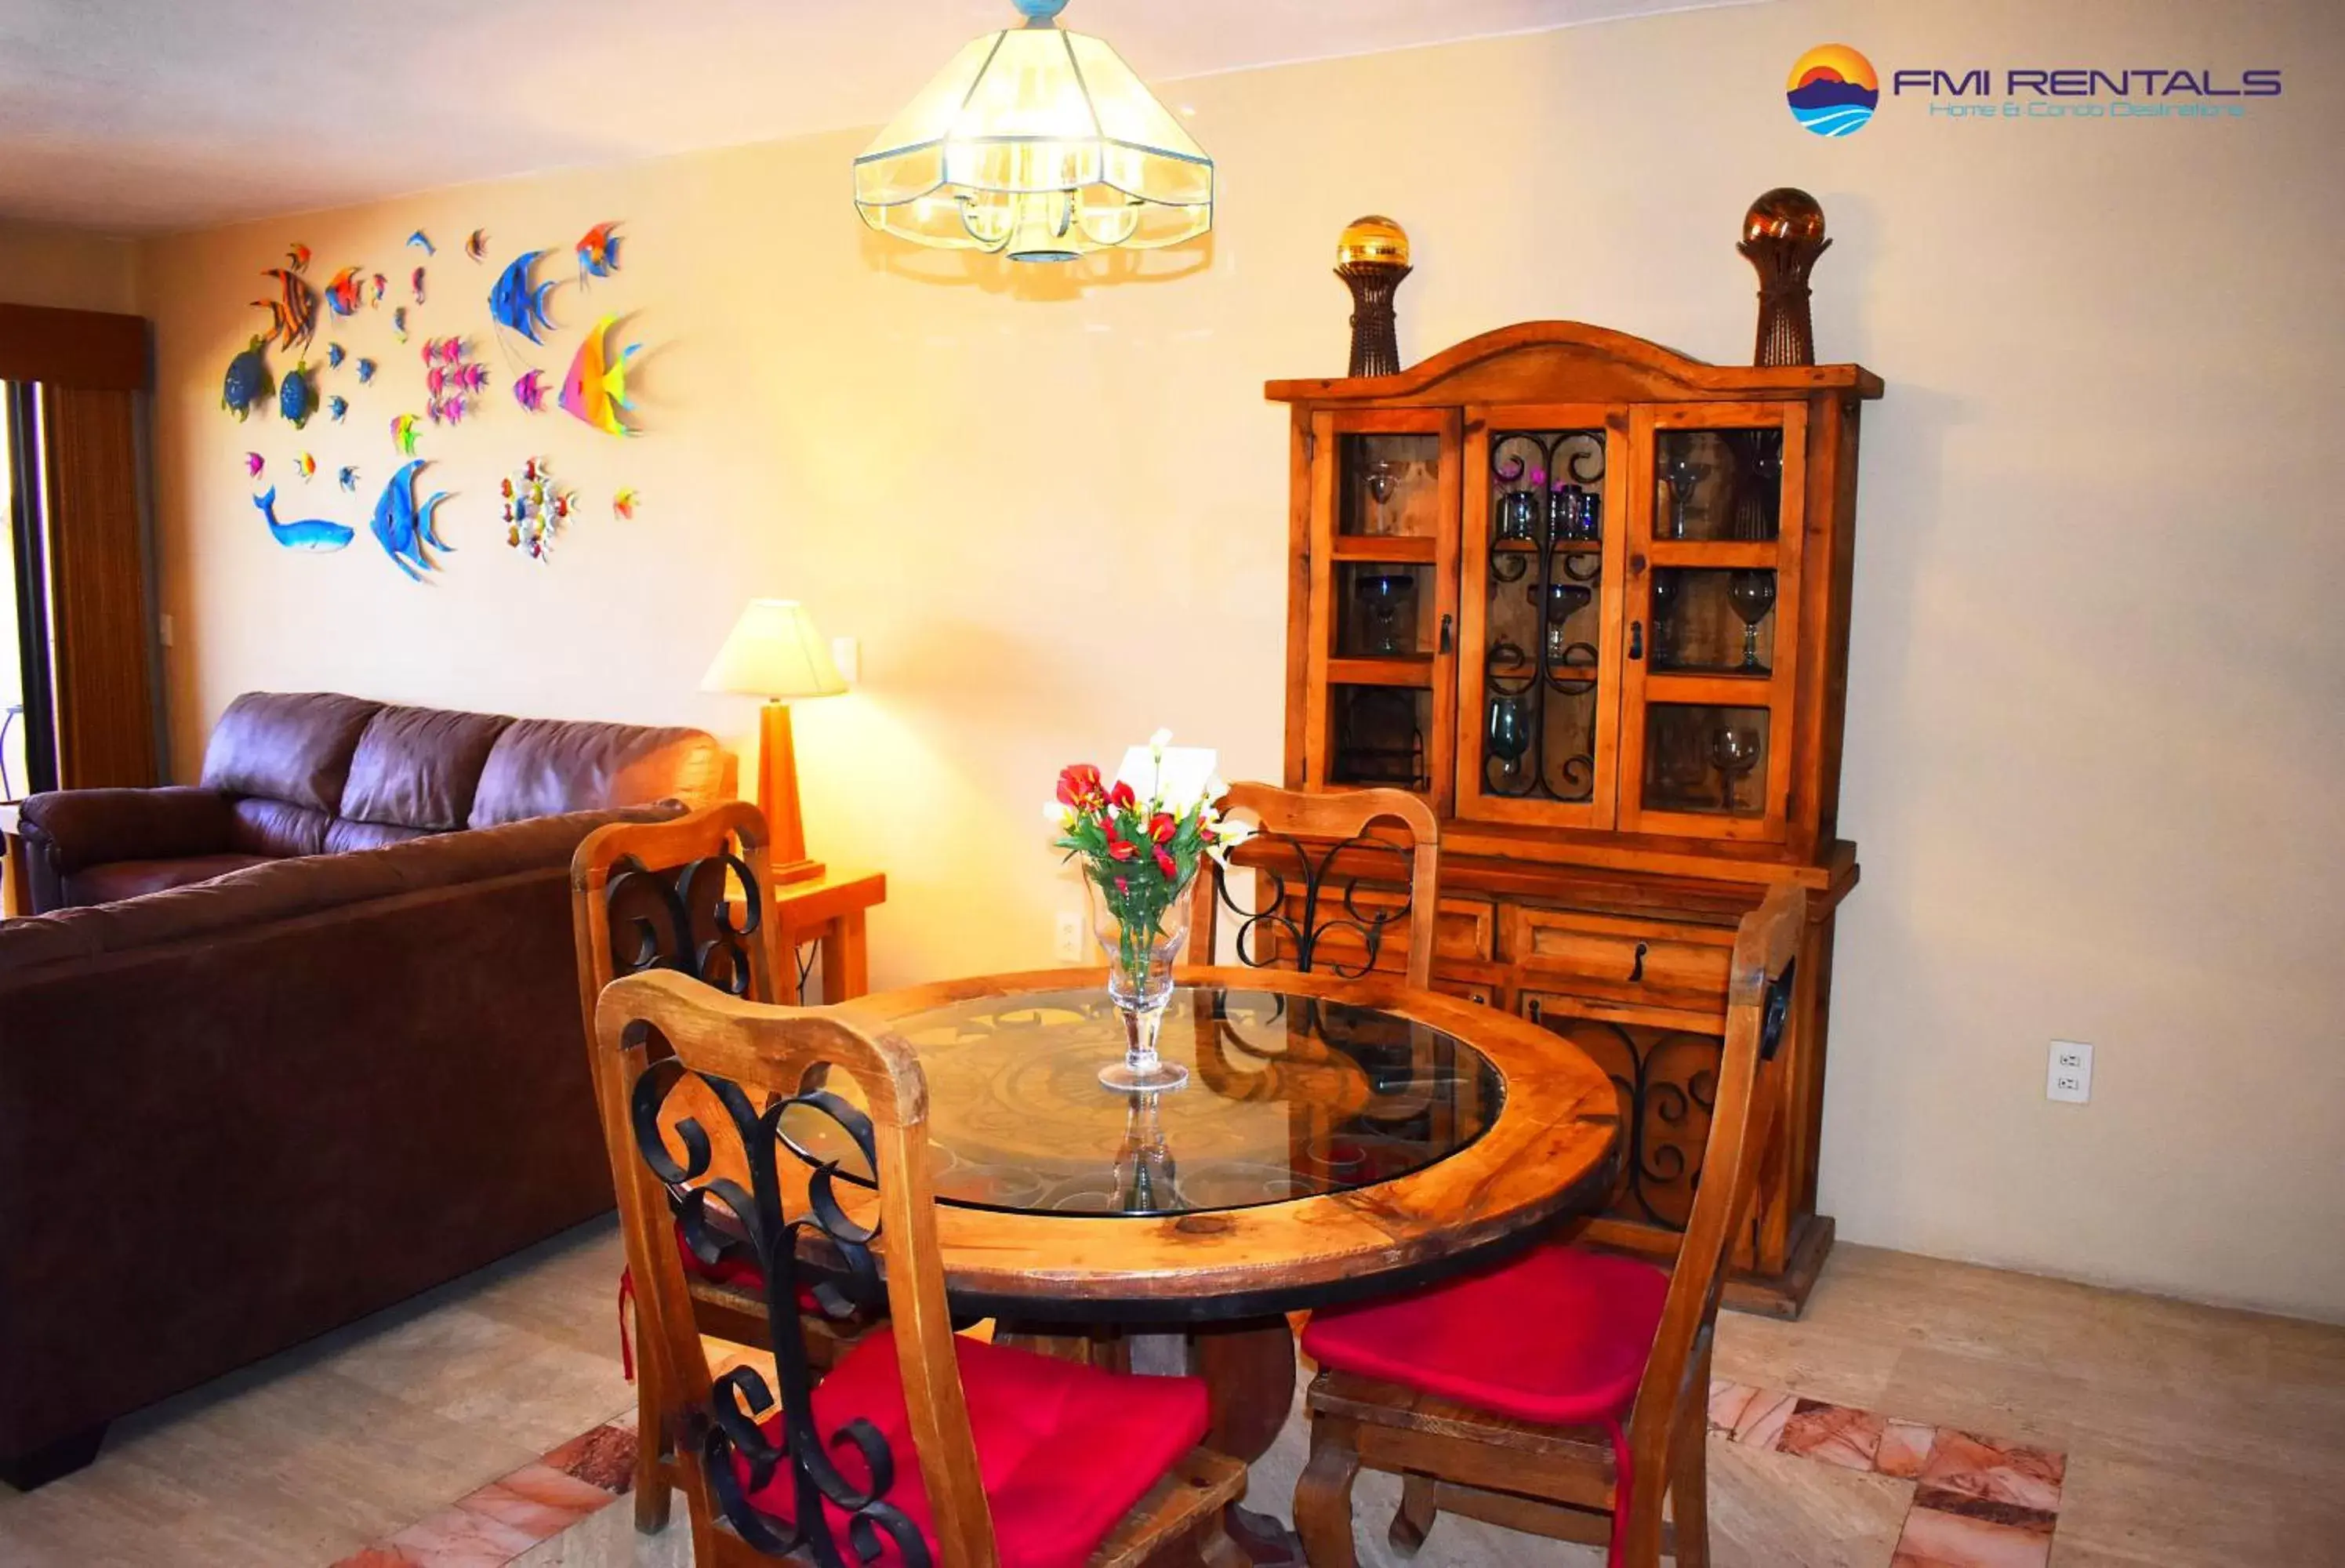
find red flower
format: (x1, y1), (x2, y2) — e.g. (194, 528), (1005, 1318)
(1108, 779), (1137, 811)
(1104, 827), (1138, 862)
(1114, 876), (1129, 895)
(1148, 812), (1177, 846)
(1056, 764), (1106, 814)
(1154, 847), (1178, 880)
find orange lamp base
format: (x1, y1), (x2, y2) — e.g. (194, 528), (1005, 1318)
(757, 700), (826, 886)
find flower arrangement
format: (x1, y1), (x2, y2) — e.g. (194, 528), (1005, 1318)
(1047, 731), (1249, 1091)
(1049, 729), (1244, 942)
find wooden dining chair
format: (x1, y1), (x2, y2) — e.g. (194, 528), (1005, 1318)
(594, 967), (1249, 1567)
(1190, 783), (1440, 986)
(1290, 884), (1806, 1568)
(571, 801), (874, 1533)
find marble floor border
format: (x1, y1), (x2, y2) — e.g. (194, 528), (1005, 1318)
(1709, 1380), (2069, 1567)
(332, 1366), (2075, 1567)
(327, 1412), (638, 1568)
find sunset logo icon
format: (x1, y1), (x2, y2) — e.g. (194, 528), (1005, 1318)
(1786, 45), (1879, 136)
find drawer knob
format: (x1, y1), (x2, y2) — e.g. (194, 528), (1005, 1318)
(1628, 941), (1649, 983)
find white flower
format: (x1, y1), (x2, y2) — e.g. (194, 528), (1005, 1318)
(1043, 800), (1075, 830)
(1149, 728), (1174, 753)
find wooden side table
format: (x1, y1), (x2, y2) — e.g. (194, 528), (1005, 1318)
(1, 802), (27, 918)
(770, 869), (886, 1003)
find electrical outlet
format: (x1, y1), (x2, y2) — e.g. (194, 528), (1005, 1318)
(1053, 909), (1086, 964)
(2047, 1040), (2093, 1104)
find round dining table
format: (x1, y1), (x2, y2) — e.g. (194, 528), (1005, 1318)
(833, 964), (1624, 1474)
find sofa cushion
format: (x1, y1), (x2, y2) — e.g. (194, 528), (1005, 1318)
(339, 705), (513, 830)
(60, 854), (272, 907)
(324, 818), (430, 855)
(0, 806), (678, 973)
(200, 692), (383, 811)
(228, 797), (332, 859)
(469, 718), (724, 829)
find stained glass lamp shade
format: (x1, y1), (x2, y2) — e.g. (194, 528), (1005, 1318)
(853, 0), (1214, 263)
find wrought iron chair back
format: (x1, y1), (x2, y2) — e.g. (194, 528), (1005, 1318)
(594, 970), (992, 1567)
(1190, 782), (1441, 989)
(1622, 883), (1804, 1512)
(571, 802), (798, 1533)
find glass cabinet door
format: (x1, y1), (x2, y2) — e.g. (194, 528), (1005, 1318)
(1454, 405), (1629, 829)
(1303, 408), (1461, 807)
(1618, 402), (1807, 841)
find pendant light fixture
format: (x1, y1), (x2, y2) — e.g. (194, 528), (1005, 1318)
(853, 0), (1214, 264)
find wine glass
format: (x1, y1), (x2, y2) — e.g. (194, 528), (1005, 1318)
(1363, 458), (1397, 535)
(1530, 581), (1592, 669)
(1486, 695), (1532, 782)
(1728, 570), (1777, 670)
(1710, 726), (1760, 811)
(1355, 573), (1418, 656)
(1662, 446), (1702, 540)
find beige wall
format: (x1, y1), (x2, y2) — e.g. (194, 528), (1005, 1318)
(135, 0), (2345, 1320)
(0, 219), (138, 313)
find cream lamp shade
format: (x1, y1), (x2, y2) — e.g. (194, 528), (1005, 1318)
(700, 600), (848, 701)
(852, 0), (1214, 263)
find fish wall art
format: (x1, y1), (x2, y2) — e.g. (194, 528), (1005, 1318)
(466, 229), (488, 263)
(559, 316), (641, 437)
(488, 250), (559, 346)
(390, 413), (422, 456)
(278, 361), (317, 428)
(252, 267), (317, 350)
(328, 394), (349, 423)
(575, 221), (621, 285)
(326, 343), (345, 368)
(406, 230), (434, 255)
(325, 267), (364, 317)
(511, 369), (550, 412)
(222, 336), (272, 420)
(370, 459), (455, 582)
(339, 466), (361, 492)
(252, 487), (354, 552)
(499, 456), (572, 561)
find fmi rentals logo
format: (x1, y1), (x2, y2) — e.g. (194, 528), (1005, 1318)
(1786, 45), (2281, 134)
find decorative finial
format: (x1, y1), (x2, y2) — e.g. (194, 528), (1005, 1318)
(1335, 215), (1413, 378)
(1737, 188), (1831, 367)
(1012, 0), (1069, 23)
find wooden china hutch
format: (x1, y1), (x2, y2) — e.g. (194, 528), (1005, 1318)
(1265, 321), (1881, 1316)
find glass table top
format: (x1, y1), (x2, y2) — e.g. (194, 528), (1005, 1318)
(789, 983), (1504, 1218)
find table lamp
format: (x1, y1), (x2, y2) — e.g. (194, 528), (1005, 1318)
(701, 599), (848, 884)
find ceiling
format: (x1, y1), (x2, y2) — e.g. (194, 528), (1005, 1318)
(0, 0), (1759, 235)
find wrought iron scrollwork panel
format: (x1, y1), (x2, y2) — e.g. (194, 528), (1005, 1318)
(604, 841), (764, 996)
(1212, 829), (1414, 980)
(629, 1052), (918, 1566)
(1527, 1009), (1719, 1231)
(1484, 429), (1606, 803)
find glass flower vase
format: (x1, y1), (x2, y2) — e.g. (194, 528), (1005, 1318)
(1086, 875), (1194, 1091)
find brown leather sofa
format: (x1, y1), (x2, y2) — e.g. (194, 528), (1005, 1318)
(14, 690), (729, 913)
(0, 692), (728, 1487)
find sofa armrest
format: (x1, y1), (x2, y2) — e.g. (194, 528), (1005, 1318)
(16, 788), (237, 877)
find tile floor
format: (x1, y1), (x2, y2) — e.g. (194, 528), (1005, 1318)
(2, 1218), (2340, 1566)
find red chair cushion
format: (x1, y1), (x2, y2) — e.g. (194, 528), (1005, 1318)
(736, 1329), (1209, 1568)
(1301, 1243), (1670, 1425)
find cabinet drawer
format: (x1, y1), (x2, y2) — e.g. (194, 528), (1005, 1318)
(1508, 907), (1732, 1005)
(1254, 891), (1494, 975)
